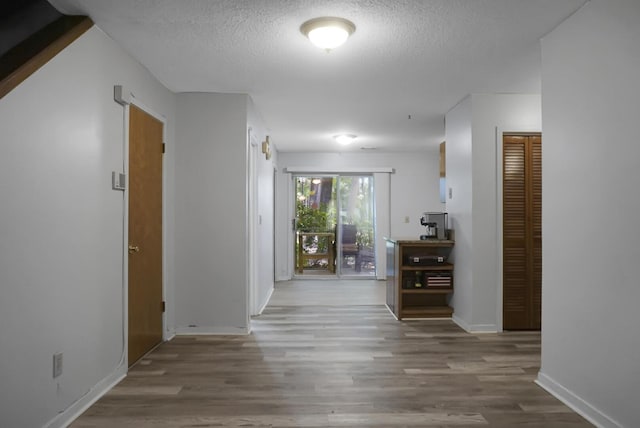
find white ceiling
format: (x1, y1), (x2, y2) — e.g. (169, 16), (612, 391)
(48, 0), (586, 153)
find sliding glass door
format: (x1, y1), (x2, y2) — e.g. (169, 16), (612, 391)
(337, 175), (375, 277)
(293, 174), (375, 278)
(293, 176), (337, 276)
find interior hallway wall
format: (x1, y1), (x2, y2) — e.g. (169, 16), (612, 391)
(174, 93), (248, 333)
(444, 97), (473, 327)
(539, 0), (640, 426)
(247, 97), (277, 314)
(445, 93), (541, 332)
(0, 26), (176, 428)
(174, 93), (274, 331)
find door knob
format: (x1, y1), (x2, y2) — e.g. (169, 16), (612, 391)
(128, 245), (140, 254)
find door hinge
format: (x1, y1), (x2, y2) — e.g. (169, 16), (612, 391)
(161, 301), (166, 313)
(162, 143), (166, 154)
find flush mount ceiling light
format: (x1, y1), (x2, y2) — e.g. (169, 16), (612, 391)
(334, 134), (357, 145)
(300, 17), (356, 51)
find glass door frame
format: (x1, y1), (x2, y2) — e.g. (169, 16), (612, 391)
(291, 173), (376, 279)
(335, 174), (376, 279)
(292, 174), (338, 278)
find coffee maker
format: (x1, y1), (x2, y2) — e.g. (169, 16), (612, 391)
(420, 212), (448, 240)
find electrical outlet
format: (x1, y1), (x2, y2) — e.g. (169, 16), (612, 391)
(53, 353), (63, 378)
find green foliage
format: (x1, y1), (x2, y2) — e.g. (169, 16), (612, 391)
(296, 202), (332, 253)
(296, 201), (330, 232)
(356, 222), (374, 248)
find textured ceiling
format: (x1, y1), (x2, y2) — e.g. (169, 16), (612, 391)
(47, 0), (586, 152)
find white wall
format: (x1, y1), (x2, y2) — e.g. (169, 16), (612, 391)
(247, 97), (276, 314)
(445, 97), (473, 325)
(0, 26), (176, 428)
(174, 93), (248, 333)
(275, 151), (443, 280)
(539, 1), (640, 426)
(472, 93), (542, 329)
(445, 93), (541, 332)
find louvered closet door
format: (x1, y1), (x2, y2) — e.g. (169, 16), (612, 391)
(530, 136), (542, 329)
(503, 135), (542, 330)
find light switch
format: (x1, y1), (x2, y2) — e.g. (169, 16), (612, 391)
(448, 187), (453, 199)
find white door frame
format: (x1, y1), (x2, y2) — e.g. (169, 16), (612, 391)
(119, 90), (169, 367)
(247, 128), (259, 317)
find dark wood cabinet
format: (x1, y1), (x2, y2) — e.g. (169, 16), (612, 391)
(385, 239), (454, 319)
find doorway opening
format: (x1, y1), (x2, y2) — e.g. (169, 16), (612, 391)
(293, 174), (376, 278)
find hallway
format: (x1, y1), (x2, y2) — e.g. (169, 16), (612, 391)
(268, 279), (385, 307)
(71, 281), (591, 427)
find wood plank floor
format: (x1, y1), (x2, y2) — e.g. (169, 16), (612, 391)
(72, 283), (592, 427)
(268, 279), (386, 306)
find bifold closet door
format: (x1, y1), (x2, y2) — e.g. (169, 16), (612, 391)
(503, 135), (541, 330)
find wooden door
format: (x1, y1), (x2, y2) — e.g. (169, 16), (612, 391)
(128, 105), (164, 365)
(503, 134), (542, 330)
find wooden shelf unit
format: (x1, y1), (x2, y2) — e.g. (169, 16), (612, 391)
(385, 238), (454, 319)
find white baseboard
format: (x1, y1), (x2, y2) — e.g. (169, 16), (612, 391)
(174, 325), (249, 335)
(384, 304), (398, 320)
(164, 327), (176, 341)
(44, 367), (126, 428)
(255, 287), (274, 315)
(536, 371), (621, 428)
(452, 315), (498, 333)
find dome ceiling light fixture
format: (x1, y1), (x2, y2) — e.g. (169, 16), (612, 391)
(334, 134), (357, 145)
(300, 17), (356, 51)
